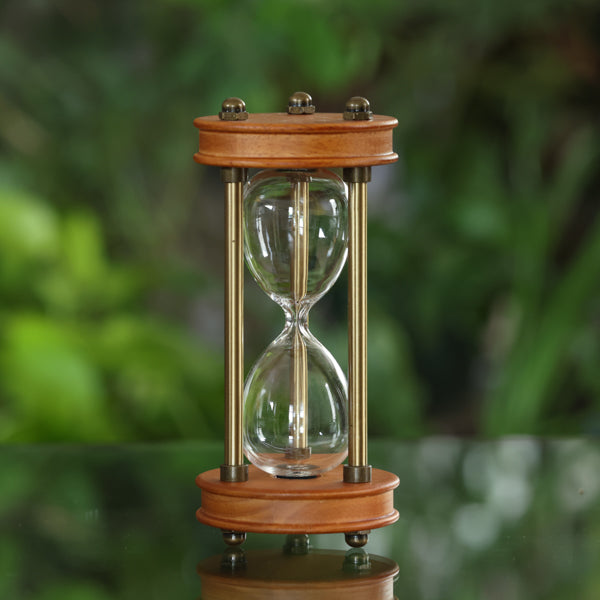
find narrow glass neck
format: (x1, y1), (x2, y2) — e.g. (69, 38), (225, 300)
(283, 303), (310, 329)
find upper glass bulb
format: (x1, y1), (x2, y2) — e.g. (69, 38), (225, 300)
(244, 169), (348, 311)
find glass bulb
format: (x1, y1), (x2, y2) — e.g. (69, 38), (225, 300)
(243, 168), (348, 478)
(244, 169), (348, 309)
(244, 320), (348, 478)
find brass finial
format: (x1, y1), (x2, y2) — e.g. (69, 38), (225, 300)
(344, 96), (373, 121)
(288, 91), (315, 114)
(219, 97), (248, 121)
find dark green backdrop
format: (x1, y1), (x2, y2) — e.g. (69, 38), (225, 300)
(1, 0), (599, 442)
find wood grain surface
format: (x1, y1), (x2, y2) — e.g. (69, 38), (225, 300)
(193, 113), (398, 168)
(196, 465), (400, 534)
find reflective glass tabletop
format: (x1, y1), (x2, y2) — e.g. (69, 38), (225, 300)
(1, 438), (598, 599)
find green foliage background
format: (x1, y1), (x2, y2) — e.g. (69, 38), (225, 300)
(1, 0), (600, 442)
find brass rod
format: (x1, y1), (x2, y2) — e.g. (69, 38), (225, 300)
(348, 180), (368, 468)
(224, 180), (244, 468)
(291, 327), (308, 450)
(292, 180), (309, 303)
(290, 178), (309, 452)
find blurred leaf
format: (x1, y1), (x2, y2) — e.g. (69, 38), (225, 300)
(34, 582), (111, 600)
(0, 314), (111, 441)
(62, 212), (106, 287)
(368, 313), (425, 437)
(0, 188), (59, 264)
(485, 213), (600, 434)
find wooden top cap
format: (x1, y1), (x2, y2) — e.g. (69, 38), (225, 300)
(193, 112), (398, 168)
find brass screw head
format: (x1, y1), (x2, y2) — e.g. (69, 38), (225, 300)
(288, 91), (315, 114)
(344, 96), (373, 121)
(219, 97), (248, 121)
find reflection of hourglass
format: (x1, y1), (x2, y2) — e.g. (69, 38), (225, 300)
(243, 168), (348, 478)
(197, 539), (399, 600)
(194, 92), (400, 547)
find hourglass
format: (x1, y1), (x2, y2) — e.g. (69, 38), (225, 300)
(194, 93), (399, 547)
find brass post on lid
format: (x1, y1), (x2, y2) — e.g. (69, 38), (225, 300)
(344, 96), (373, 121)
(219, 97), (249, 121)
(288, 91), (316, 114)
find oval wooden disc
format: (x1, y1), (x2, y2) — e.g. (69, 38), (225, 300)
(196, 465), (399, 534)
(193, 113), (398, 168)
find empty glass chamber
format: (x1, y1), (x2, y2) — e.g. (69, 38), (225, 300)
(243, 169), (348, 478)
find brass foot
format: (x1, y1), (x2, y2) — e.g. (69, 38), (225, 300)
(222, 530), (246, 546)
(345, 531), (370, 547)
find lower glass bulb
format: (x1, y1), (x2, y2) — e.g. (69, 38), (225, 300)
(243, 321), (348, 478)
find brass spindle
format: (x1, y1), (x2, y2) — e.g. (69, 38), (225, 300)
(289, 177), (309, 457)
(344, 167), (372, 483)
(221, 167), (248, 482)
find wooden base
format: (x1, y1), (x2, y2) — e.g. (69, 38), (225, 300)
(196, 465), (399, 535)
